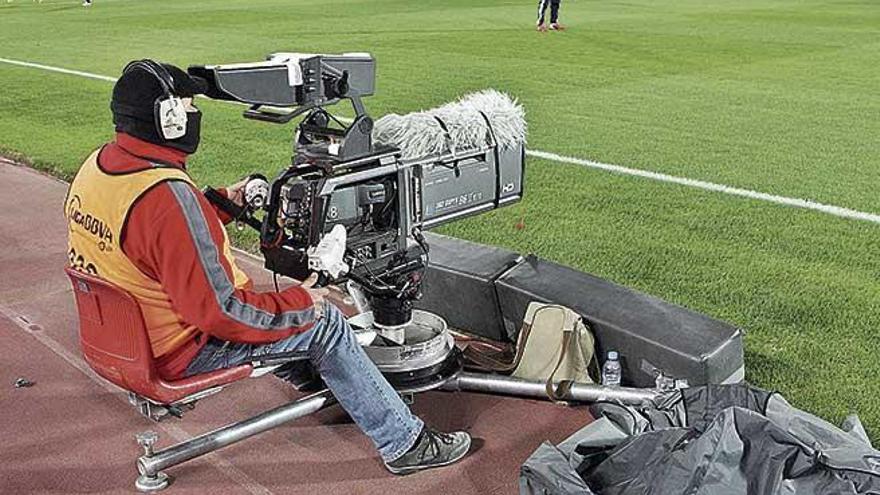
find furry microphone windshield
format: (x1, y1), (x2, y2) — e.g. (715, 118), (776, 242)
(373, 90), (527, 160)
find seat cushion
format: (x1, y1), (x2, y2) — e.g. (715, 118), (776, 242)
(148, 364), (253, 404)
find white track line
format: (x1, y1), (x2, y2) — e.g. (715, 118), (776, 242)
(0, 302), (275, 495)
(2, 56), (879, 226)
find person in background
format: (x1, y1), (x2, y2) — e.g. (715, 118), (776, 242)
(536, 0), (565, 32)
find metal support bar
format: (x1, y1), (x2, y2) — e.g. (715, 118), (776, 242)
(439, 372), (660, 405)
(132, 373), (654, 491)
(136, 390), (335, 484)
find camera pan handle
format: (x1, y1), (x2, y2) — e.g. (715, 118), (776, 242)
(203, 187), (262, 231)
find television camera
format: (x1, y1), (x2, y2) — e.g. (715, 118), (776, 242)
(190, 53), (525, 389)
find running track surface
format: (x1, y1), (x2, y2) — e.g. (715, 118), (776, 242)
(0, 160), (590, 494)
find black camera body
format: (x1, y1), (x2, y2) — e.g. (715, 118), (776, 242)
(192, 53), (525, 327)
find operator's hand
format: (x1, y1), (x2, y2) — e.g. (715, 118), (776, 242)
(301, 273), (330, 320)
(224, 178), (249, 207)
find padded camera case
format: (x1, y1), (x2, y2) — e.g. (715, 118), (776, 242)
(417, 233), (745, 387)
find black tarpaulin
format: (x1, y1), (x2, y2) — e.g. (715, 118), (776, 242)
(520, 384), (880, 494)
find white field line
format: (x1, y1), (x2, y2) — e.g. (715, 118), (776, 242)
(0, 57), (118, 82)
(527, 150), (880, 225)
(3, 56), (879, 226)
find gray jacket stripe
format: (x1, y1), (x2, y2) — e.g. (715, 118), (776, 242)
(168, 181), (315, 330)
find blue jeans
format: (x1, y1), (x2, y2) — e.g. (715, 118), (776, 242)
(184, 302), (424, 461)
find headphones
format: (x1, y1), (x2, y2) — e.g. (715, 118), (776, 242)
(120, 59), (188, 140)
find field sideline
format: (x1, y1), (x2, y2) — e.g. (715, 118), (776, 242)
(1, 0), (878, 439)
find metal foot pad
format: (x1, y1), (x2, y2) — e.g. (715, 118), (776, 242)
(135, 471), (170, 492)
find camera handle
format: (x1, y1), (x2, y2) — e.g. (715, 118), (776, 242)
(206, 185), (336, 289)
(203, 187), (262, 231)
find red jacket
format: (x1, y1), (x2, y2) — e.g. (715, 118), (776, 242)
(104, 133), (314, 378)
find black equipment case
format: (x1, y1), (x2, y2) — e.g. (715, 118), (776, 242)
(416, 233), (745, 388)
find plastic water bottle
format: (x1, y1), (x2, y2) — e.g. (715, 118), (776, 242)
(602, 351), (622, 387)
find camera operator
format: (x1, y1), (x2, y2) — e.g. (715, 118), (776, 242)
(64, 59), (471, 474)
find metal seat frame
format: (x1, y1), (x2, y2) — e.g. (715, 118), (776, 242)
(64, 267), (658, 492)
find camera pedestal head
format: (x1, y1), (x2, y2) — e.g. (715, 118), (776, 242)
(348, 309), (463, 393)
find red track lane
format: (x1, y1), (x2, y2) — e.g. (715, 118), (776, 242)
(0, 161), (590, 494)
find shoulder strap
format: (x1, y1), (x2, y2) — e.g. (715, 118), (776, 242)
(544, 310), (577, 402)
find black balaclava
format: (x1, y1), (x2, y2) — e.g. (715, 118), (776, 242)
(111, 61), (207, 155)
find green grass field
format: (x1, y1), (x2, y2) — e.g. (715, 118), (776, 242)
(1, 0), (878, 437)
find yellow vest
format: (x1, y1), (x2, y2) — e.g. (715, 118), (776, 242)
(65, 149), (248, 357)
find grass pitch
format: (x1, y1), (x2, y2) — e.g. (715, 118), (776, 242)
(1, 0), (878, 437)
